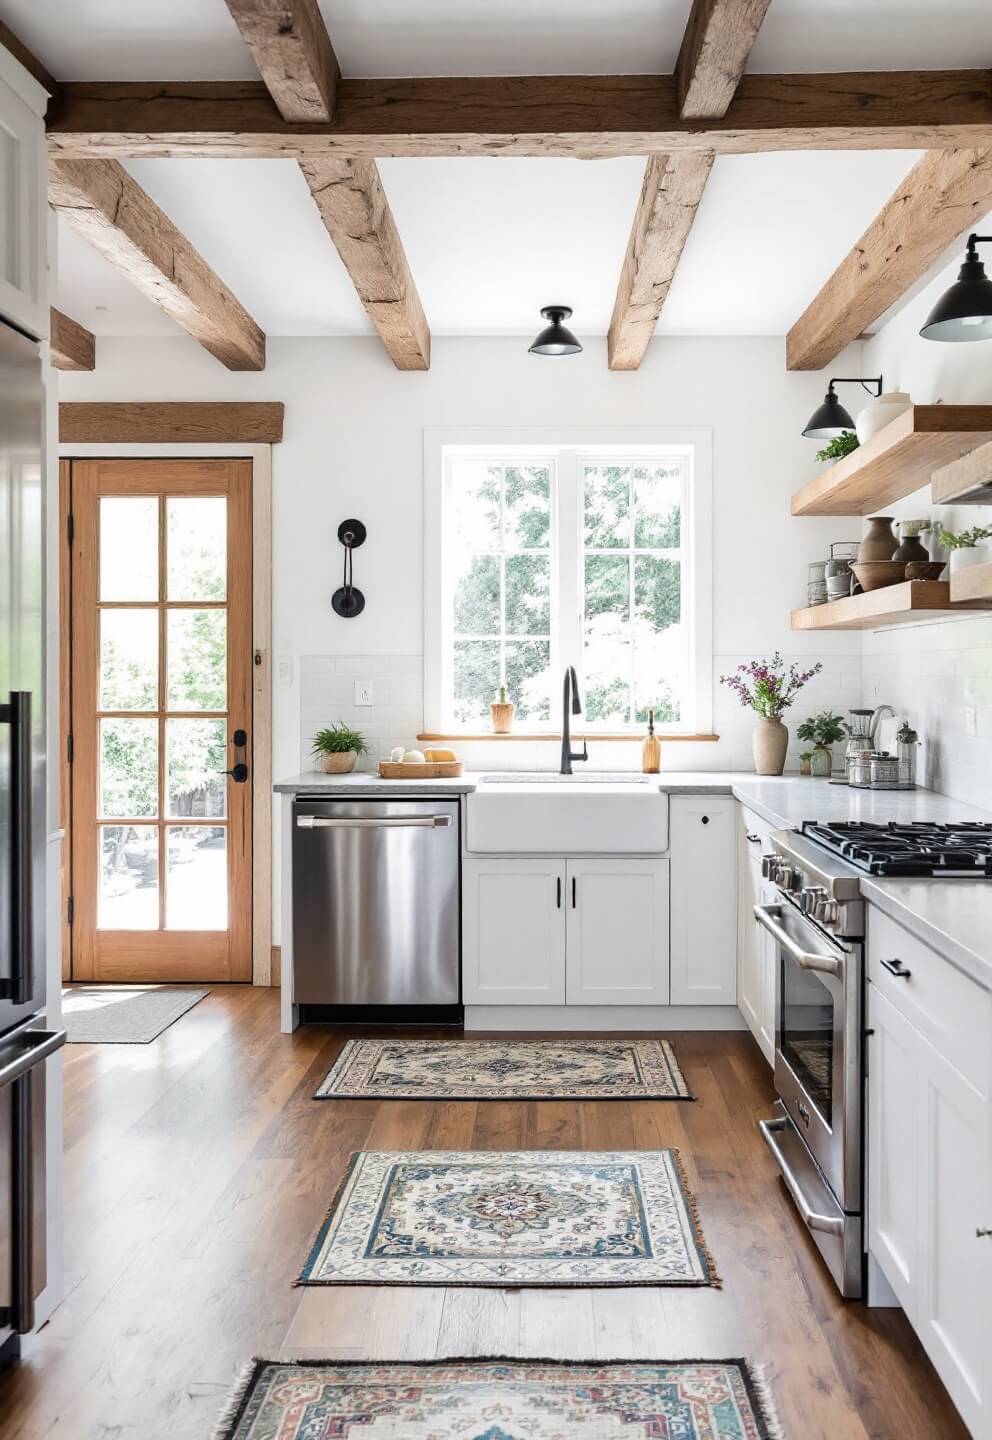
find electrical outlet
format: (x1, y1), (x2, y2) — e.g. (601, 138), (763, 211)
(354, 679), (374, 707)
(275, 655), (293, 685)
(964, 706), (978, 737)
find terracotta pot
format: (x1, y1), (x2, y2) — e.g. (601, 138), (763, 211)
(857, 516), (898, 562)
(752, 717), (789, 776)
(490, 701), (515, 734)
(810, 744), (833, 777)
(320, 750), (357, 774)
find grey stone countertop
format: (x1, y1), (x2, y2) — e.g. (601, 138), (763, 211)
(274, 769), (992, 989)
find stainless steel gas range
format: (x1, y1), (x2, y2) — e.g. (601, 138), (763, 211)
(757, 818), (992, 1300)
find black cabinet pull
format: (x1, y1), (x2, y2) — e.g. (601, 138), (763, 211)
(746, 833), (761, 844)
(556, 877), (561, 909)
(701, 815), (710, 825)
(880, 957), (912, 980)
(571, 876), (577, 908)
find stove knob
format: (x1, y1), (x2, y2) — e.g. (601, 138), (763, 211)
(785, 866), (803, 893)
(761, 855), (777, 881)
(801, 885), (826, 915)
(815, 896), (839, 926)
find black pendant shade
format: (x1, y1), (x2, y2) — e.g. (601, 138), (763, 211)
(921, 236), (992, 342)
(529, 305), (582, 356)
(802, 382), (857, 440)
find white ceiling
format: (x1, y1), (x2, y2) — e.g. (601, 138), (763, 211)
(4, 0), (992, 79)
(18, 0), (992, 342)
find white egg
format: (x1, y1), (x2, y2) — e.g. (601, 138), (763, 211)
(390, 747), (405, 762)
(402, 749), (426, 764)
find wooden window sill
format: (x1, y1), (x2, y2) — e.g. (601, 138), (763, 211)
(417, 732), (720, 743)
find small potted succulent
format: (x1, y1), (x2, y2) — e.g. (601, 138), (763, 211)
(490, 682), (514, 735)
(796, 710), (846, 777)
(311, 722), (369, 774)
(720, 652), (823, 776)
(939, 525), (992, 574)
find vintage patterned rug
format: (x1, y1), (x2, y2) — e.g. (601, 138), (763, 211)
(315, 1037), (692, 1100)
(214, 1357), (782, 1439)
(298, 1149), (718, 1287)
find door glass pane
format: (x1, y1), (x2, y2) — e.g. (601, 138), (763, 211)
(99, 718), (158, 818)
(167, 610), (227, 711)
(99, 497), (158, 601)
(98, 824), (159, 929)
(166, 827), (227, 929)
(167, 497), (227, 601)
(166, 719), (227, 818)
(99, 610), (158, 710)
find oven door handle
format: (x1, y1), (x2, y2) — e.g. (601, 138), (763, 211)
(759, 1116), (845, 1237)
(753, 903), (845, 979)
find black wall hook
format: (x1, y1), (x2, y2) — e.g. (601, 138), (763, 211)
(331, 518), (366, 618)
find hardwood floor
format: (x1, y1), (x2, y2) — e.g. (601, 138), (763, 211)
(0, 988), (965, 1439)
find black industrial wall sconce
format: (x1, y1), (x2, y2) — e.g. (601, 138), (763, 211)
(331, 518), (366, 618)
(802, 376), (883, 439)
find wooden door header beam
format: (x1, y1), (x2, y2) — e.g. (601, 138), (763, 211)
(45, 71), (992, 160)
(59, 401), (285, 444)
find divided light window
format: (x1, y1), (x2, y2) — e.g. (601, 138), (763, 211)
(438, 445), (698, 733)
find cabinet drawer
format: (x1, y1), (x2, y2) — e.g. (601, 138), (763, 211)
(738, 804), (776, 857)
(868, 907), (992, 1098)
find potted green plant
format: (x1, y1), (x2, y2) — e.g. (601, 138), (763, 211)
(796, 710), (846, 777)
(720, 653), (823, 775)
(939, 525), (992, 575)
(311, 723), (369, 774)
(814, 432), (859, 464)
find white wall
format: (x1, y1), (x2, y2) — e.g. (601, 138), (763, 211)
(60, 332), (867, 938)
(862, 241), (992, 809)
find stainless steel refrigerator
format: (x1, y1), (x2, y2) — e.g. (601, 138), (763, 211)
(0, 317), (64, 1364)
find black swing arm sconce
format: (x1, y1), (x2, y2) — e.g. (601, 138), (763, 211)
(331, 519), (366, 618)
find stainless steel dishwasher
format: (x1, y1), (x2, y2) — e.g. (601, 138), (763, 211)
(292, 795), (461, 1019)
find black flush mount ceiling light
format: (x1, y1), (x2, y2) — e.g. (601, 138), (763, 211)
(921, 234), (992, 342)
(802, 376), (883, 440)
(528, 305), (583, 356)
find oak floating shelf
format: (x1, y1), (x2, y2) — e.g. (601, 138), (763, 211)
(930, 439), (992, 506)
(949, 561), (992, 605)
(791, 406), (992, 517)
(791, 580), (992, 631)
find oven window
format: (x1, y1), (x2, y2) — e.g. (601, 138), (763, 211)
(781, 955), (834, 1118)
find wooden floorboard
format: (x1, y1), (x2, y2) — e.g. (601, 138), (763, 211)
(0, 988), (967, 1438)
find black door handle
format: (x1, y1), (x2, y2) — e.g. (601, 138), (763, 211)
(220, 762), (249, 784)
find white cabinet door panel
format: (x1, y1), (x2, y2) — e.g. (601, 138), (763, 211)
(868, 984), (920, 1313)
(565, 858), (669, 1005)
(462, 858), (566, 1004)
(0, 79), (44, 336)
(670, 796), (737, 1005)
(918, 1036), (991, 1436)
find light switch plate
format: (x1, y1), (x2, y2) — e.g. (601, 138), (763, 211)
(275, 655), (293, 685)
(354, 679), (374, 707)
(964, 705), (978, 737)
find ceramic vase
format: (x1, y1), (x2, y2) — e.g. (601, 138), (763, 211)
(854, 391), (912, 444)
(321, 750), (357, 774)
(810, 745), (833, 778)
(893, 528), (930, 565)
(858, 516), (898, 562)
(949, 546), (990, 574)
(753, 717), (789, 776)
(490, 701), (515, 734)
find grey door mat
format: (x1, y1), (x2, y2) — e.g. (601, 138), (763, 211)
(62, 987), (209, 1043)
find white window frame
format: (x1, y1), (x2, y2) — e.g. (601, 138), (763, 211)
(423, 427), (713, 735)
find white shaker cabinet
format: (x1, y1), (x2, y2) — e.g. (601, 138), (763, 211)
(670, 795), (737, 1005)
(0, 54), (47, 339)
(462, 855), (669, 1006)
(735, 805), (776, 1063)
(867, 908), (992, 1439)
(462, 858), (566, 1004)
(565, 857), (669, 1004)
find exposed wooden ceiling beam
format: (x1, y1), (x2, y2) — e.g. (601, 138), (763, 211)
(787, 147), (992, 371)
(50, 307), (95, 371)
(48, 158), (265, 370)
(676, 0), (773, 119)
(45, 71), (992, 160)
(301, 158), (430, 370)
(0, 19), (57, 95)
(222, 0), (339, 122)
(608, 153), (714, 370)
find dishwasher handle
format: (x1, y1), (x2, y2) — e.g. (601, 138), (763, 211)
(297, 814), (453, 830)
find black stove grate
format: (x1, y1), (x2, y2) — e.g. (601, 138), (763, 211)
(801, 820), (992, 877)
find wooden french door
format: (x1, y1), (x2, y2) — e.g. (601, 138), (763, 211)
(67, 459), (253, 982)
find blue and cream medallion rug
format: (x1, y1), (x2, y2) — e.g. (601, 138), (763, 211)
(315, 1037), (692, 1100)
(298, 1149), (718, 1287)
(214, 1357), (783, 1439)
